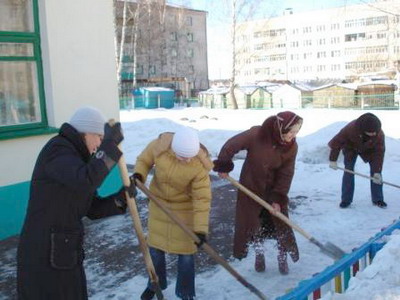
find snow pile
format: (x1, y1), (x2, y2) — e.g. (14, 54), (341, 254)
(321, 230), (400, 300)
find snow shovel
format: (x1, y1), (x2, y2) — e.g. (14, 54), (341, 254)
(111, 121), (165, 300)
(336, 166), (400, 189)
(135, 179), (268, 300)
(226, 176), (346, 261)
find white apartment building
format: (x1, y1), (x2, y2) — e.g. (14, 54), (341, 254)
(235, 0), (400, 83)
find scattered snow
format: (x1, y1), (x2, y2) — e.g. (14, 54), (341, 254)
(91, 107), (400, 299)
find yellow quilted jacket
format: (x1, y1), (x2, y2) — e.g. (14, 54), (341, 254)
(134, 132), (213, 254)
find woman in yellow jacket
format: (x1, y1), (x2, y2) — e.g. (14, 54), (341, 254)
(133, 126), (213, 300)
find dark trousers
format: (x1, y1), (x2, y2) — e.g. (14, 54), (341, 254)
(147, 247), (195, 299)
(342, 154), (383, 205)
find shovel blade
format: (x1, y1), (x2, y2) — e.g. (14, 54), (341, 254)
(322, 242), (347, 260)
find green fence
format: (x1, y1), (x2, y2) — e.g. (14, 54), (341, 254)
(304, 93), (399, 110)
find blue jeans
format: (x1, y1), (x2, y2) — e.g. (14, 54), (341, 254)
(147, 247), (195, 299)
(342, 153), (383, 205)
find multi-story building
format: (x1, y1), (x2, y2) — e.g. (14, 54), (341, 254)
(115, 1), (209, 97)
(235, 0), (400, 83)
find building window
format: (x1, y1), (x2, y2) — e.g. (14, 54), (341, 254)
(170, 32), (177, 41)
(345, 33), (365, 42)
(377, 32), (386, 39)
(187, 48), (194, 57)
(187, 33), (193, 42)
(0, 0), (49, 137)
(136, 64), (143, 75)
(171, 48), (177, 57)
(331, 37), (340, 44)
(331, 23), (340, 30)
(186, 16), (192, 26)
(188, 65), (194, 74)
(149, 65), (156, 75)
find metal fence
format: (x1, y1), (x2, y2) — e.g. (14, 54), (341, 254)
(120, 89), (399, 110)
(277, 218), (400, 300)
(308, 93), (399, 110)
(197, 93), (399, 110)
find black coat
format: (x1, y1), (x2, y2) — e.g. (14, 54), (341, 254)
(17, 123), (125, 300)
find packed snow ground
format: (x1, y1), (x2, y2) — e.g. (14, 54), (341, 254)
(92, 108), (400, 300)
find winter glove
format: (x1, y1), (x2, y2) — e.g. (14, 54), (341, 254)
(372, 173), (383, 185)
(96, 123), (124, 170)
(114, 186), (128, 210)
(329, 161), (338, 170)
(130, 173), (144, 184)
(104, 122), (124, 145)
(126, 177), (138, 198)
(194, 232), (207, 248)
(212, 159), (234, 173)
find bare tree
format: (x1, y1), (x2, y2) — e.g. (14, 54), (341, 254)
(225, 0), (259, 109)
(229, 0), (238, 109)
(114, 0), (129, 93)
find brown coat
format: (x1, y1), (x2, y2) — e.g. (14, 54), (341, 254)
(134, 133), (213, 255)
(328, 119), (385, 173)
(216, 116), (299, 260)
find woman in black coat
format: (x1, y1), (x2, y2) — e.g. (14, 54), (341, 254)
(17, 106), (129, 300)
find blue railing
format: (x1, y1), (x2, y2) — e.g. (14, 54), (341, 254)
(277, 218), (400, 300)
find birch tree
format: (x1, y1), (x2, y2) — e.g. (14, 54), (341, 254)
(226, 0), (259, 109)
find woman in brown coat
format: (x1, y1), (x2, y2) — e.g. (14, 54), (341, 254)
(213, 111), (302, 275)
(133, 126), (213, 300)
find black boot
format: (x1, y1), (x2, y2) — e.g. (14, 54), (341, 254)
(339, 201), (351, 208)
(141, 288), (155, 300)
(373, 200), (387, 208)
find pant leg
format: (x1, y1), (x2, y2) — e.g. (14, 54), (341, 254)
(147, 247), (167, 291)
(175, 254), (195, 299)
(370, 167), (384, 203)
(341, 153), (357, 204)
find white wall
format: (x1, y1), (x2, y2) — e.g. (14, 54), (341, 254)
(0, 0), (119, 186)
(272, 85), (302, 109)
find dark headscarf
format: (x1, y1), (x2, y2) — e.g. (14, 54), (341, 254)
(263, 111), (303, 150)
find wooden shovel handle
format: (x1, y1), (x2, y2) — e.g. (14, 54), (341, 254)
(337, 166), (400, 189)
(226, 176), (313, 240)
(135, 180), (268, 300)
(108, 120), (161, 292)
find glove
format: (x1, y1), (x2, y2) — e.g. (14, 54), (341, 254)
(130, 173), (144, 184)
(372, 173), (382, 185)
(104, 122), (124, 145)
(194, 232), (207, 248)
(212, 159), (234, 173)
(96, 123), (124, 170)
(114, 186), (128, 210)
(329, 161), (338, 170)
(126, 177), (138, 198)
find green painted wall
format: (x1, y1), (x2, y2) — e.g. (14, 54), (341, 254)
(0, 181), (30, 240)
(0, 166), (123, 240)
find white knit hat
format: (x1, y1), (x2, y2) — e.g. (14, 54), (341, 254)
(69, 106), (106, 135)
(171, 126), (200, 158)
